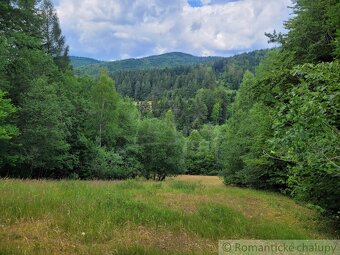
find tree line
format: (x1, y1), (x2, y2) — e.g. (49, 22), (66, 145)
(218, 0), (340, 215)
(0, 0), (184, 181)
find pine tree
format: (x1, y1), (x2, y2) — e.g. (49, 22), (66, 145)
(40, 0), (70, 70)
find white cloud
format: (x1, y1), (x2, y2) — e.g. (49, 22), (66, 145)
(54, 0), (292, 60)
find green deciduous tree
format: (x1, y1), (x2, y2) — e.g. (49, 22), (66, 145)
(220, 64), (289, 190)
(185, 125), (222, 176)
(271, 62), (340, 213)
(90, 70), (119, 147)
(211, 102), (221, 124)
(137, 117), (184, 181)
(0, 90), (19, 168)
(18, 77), (72, 177)
(0, 91), (18, 140)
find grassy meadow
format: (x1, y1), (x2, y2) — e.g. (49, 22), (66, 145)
(0, 176), (336, 255)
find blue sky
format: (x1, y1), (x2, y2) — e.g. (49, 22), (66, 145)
(53, 0), (292, 61)
(188, 0), (204, 7)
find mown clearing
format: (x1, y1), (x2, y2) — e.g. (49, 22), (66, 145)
(0, 176), (336, 255)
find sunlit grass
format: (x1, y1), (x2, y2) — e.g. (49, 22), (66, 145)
(0, 176), (336, 255)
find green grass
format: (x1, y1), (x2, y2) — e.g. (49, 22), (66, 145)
(168, 180), (204, 192)
(0, 176), (336, 255)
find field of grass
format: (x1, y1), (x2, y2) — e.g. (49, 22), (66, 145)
(0, 176), (336, 255)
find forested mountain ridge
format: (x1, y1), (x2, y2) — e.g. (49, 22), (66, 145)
(113, 49), (269, 100)
(73, 52), (222, 75)
(70, 56), (102, 68)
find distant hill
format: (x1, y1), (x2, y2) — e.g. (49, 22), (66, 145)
(112, 49), (270, 100)
(70, 56), (102, 69)
(72, 52), (222, 75)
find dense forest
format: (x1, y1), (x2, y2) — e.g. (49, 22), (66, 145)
(110, 49), (268, 134)
(0, 0), (339, 217)
(72, 52), (222, 75)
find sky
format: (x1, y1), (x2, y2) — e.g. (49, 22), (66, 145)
(53, 0), (292, 61)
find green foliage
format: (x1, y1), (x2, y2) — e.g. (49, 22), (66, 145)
(0, 1), (146, 180)
(185, 125), (222, 175)
(221, 0), (340, 216)
(0, 91), (17, 140)
(62, 72), (141, 180)
(40, 0), (70, 70)
(221, 102), (287, 189)
(271, 62), (340, 213)
(283, 0), (339, 63)
(215, 49), (269, 90)
(0, 36), (10, 92)
(152, 86), (236, 135)
(18, 77), (72, 177)
(211, 102), (221, 124)
(97, 50), (267, 135)
(0, 91), (19, 167)
(90, 69), (119, 147)
(110, 50), (268, 100)
(6, 47), (60, 105)
(81, 141), (133, 180)
(113, 65), (218, 100)
(137, 117), (185, 180)
(0, 0), (42, 49)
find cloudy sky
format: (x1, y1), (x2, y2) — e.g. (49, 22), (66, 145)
(53, 0), (292, 60)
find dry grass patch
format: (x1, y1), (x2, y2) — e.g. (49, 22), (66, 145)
(172, 175), (223, 188)
(0, 219), (216, 255)
(116, 225), (216, 254)
(0, 219), (79, 255)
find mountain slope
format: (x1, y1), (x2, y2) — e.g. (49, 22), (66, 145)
(70, 56), (102, 69)
(112, 49), (270, 100)
(73, 52), (222, 75)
